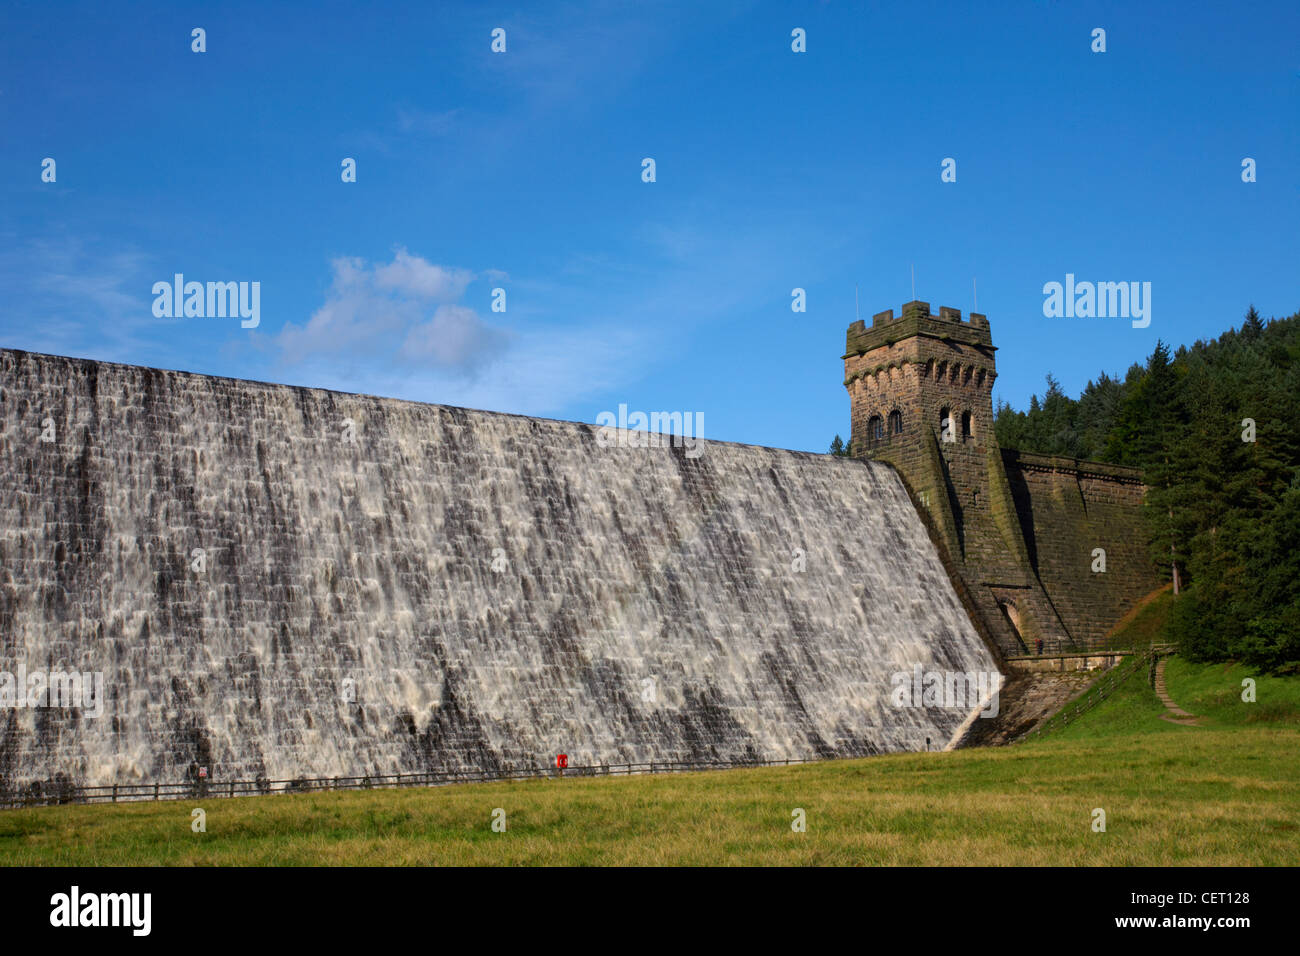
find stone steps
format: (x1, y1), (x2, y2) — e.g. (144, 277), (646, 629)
(1154, 657), (1200, 725)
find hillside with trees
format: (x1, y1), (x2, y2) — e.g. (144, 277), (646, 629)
(993, 307), (1300, 671)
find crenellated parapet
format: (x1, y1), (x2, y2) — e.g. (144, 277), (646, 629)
(843, 299), (998, 464)
(845, 301), (993, 358)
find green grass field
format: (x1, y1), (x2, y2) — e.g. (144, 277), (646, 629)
(1, 648), (1296, 866)
(1048, 649), (1300, 742)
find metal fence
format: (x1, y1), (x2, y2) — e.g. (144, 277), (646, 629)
(1005, 639), (1116, 659)
(1018, 644), (1176, 741)
(1004, 630), (1181, 660)
(5, 648), (1173, 809)
(1, 756), (841, 810)
(1003, 637), (1153, 660)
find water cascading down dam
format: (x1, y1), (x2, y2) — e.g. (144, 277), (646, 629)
(0, 348), (998, 795)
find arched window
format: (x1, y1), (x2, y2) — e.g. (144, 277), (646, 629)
(868, 415), (884, 442)
(939, 407), (953, 443)
(961, 410), (973, 442)
(888, 409), (903, 435)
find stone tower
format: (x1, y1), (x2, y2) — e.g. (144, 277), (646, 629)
(844, 300), (1072, 654)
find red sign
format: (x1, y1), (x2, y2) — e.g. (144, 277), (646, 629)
(198, 767), (208, 778)
(556, 754), (568, 769)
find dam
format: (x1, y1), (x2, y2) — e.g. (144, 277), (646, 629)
(0, 347), (998, 794)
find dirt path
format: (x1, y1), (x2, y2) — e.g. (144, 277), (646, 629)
(1155, 657), (1201, 726)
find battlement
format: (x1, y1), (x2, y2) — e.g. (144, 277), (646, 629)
(845, 300), (993, 357)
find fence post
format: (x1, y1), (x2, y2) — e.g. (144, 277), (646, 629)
(154, 782), (160, 800)
(229, 780), (234, 798)
(111, 784), (117, 803)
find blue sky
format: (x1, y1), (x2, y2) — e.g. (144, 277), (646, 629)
(3, 0), (1296, 452)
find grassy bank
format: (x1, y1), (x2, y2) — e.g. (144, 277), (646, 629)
(1101, 585), (1175, 650)
(1051, 652), (1300, 741)
(1161, 656), (1300, 725)
(0, 718), (1294, 865)
(4, 601), (1296, 868)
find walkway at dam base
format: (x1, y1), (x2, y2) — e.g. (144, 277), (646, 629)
(3, 649), (1160, 810)
(1, 757), (833, 809)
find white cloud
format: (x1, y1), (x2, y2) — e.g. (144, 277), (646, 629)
(278, 320), (644, 420)
(276, 249), (496, 371)
(374, 248), (473, 301)
(401, 303), (508, 370)
(259, 247), (658, 417)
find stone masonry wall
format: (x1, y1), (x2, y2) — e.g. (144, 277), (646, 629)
(1002, 451), (1163, 645)
(0, 347), (999, 791)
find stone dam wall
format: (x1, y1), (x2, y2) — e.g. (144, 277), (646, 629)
(1002, 450), (1164, 647)
(0, 348), (998, 793)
